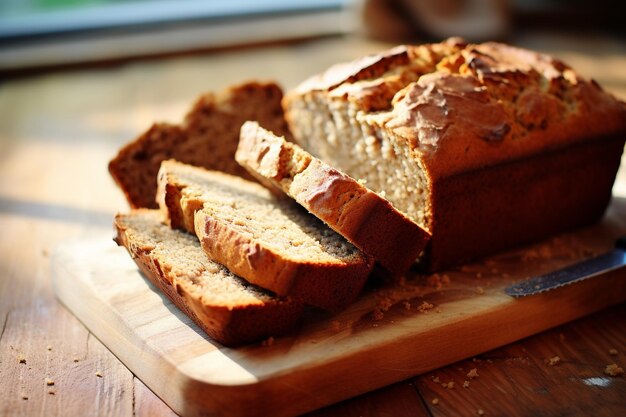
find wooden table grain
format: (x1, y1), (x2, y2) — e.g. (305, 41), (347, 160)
(1, 32), (625, 417)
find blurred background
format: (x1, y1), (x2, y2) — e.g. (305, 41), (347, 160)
(1, 0), (623, 74)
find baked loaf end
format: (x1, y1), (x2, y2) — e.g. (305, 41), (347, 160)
(114, 210), (303, 346)
(236, 121), (430, 276)
(157, 160), (374, 311)
(109, 81), (291, 209)
(284, 38), (626, 269)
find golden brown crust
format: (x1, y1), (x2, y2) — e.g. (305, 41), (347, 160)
(109, 81), (291, 209)
(236, 121), (430, 275)
(425, 135), (625, 270)
(156, 161), (374, 311)
(285, 39), (626, 180)
(113, 210), (303, 346)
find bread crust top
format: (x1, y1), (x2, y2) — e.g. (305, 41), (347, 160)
(285, 38), (626, 179)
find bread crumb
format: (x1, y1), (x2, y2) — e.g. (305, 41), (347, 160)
(608, 349), (618, 356)
(604, 363), (624, 376)
(73, 357), (79, 363)
(261, 336), (275, 347)
(47, 345), (52, 351)
(48, 390), (56, 395)
(446, 381), (455, 389)
(95, 371), (103, 378)
(463, 380), (470, 388)
(417, 302), (434, 313)
(21, 395), (28, 400)
(431, 397), (439, 405)
(378, 297), (393, 312)
(432, 376), (440, 383)
(18, 355), (26, 364)
(46, 378), (54, 386)
(477, 409), (485, 416)
(467, 368), (479, 379)
(427, 274), (443, 290)
(546, 356), (561, 366)
(475, 286), (485, 295)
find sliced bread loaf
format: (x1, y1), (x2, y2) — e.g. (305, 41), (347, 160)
(283, 38), (626, 269)
(236, 121), (431, 275)
(109, 81), (291, 209)
(114, 209), (303, 346)
(157, 160), (374, 311)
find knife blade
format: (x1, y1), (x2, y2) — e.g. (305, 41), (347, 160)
(505, 237), (626, 298)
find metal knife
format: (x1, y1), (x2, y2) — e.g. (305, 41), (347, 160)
(505, 237), (626, 298)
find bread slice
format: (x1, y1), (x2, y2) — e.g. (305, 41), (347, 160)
(109, 81), (291, 209)
(157, 160), (373, 311)
(236, 121), (431, 275)
(114, 209), (303, 346)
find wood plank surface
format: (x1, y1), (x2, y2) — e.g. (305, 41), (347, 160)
(50, 196), (626, 416)
(1, 32), (626, 417)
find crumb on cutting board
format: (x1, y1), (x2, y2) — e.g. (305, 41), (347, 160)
(372, 309), (385, 321)
(467, 368), (479, 379)
(463, 380), (470, 388)
(46, 378), (54, 386)
(608, 348), (618, 356)
(431, 397), (439, 405)
(417, 301), (434, 313)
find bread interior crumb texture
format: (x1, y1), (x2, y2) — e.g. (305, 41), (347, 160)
(173, 164), (362, 263)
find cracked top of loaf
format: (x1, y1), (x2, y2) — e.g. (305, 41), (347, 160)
(285, 38), (626, 178)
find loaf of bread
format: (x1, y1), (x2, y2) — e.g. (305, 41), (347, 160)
(113, 210), (303, 346)
(157, 160), (374, 311)
(283, 38), (626, 269)
(236, 121), (430, 275)
(109, 81), (291, 209)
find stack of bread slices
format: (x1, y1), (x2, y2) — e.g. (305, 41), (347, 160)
(109, 81), (430, 346)
(109, 39), (626, 346)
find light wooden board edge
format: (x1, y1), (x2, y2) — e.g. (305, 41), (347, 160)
(51, 233), (626, 417)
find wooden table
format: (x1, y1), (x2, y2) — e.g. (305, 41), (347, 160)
(1, 32), (625, 417)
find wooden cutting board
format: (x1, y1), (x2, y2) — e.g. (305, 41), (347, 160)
(51, 200), (626, 417)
